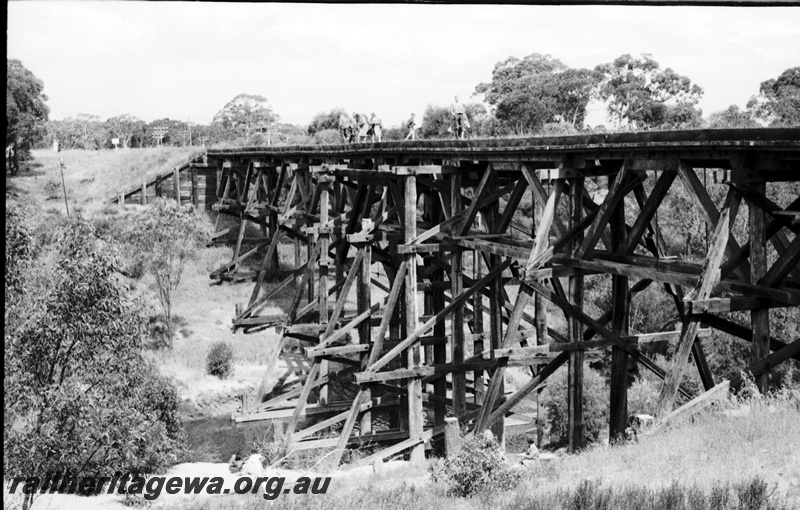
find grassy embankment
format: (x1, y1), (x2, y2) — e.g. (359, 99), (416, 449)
(155, 395), (800, 510)
(9, 148), (296, 461)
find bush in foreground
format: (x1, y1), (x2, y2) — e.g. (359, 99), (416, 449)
(4, 214), (184, 510)
(429, 432), (523, 497)
(207, 342), (234, 379)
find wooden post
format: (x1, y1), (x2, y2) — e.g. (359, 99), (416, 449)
(451, 174), (466, 417)
(444, 417), (462, 457)
(173, 168), (180, 204)
(191, 166), (198, 206)
(568, 177), (585, 452)
(318, 179), (331, 406)
(609, 171), (630, 441)
(655, 187), (740, 420)
(269, 166), (280, 272)
(404, 174), (424, 465)
(530, 177), (549, 448)
(473, 229), (485, 405)
(334, 181), (345, 293)
(141, 182), (147, 205)
(488, 175), (505, 446)
(358, 243), (372, 435)
(750, 181), (770, 393)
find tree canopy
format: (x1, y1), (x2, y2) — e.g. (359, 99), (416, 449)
(212, 94), (278, 141)
(4, 212), (183, 509)
(308, 108), (348, 135)
(7, 59), (49, 169)
(106, 114), (146, 148)
(748, 67), (800, 127)
(475, 53), (601, 134)
(125, 199), (209, 348)
(707, 105), (759, 129)
(595, 53), (704, 129)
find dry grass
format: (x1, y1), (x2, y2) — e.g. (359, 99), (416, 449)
(16, 147), (201, 214)
(553, 394), (800, 495)
(158, 397), (799, 510)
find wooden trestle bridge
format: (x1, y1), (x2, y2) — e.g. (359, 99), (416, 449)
(203, 128), (799, 470)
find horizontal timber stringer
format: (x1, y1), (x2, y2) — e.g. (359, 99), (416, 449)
(206, 128), (799, 469)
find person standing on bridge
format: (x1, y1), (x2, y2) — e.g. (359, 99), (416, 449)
(405, 113), (418, 141)
(339, 113), (355, 143)
(369, 113), (383, 143)
(356, 113), (369, 143)
(450, 95), (469, 140)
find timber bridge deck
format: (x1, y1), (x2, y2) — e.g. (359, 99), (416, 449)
(180, 128), (798, 469)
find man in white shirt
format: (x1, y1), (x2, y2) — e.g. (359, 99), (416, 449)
(405, 113), (417, 141)
(450, 96), (468, 140)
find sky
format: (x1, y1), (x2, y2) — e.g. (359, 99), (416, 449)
(7, 2), (800, 129)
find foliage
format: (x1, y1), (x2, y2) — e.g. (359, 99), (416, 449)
(106, 114), (147, 148)
(706, 105), (760, 129)
(206, 342), (234, 379)
(4, 199), (34, 301)
(46, 114), (108, 150)
(429, 433), (523, 497)
(4, 215), (184, 510)
(420, 105), (453, 139)
(627, 376), (661, 416)
(126, 198), (209, 348)
(420, 103), (487, 139)
(212, 93), (278, 141)
(748, 67), (800, 126)
(595, 53), (703, 129)
(314, 128), (344, 145)
(539, 121), (579, 137)
(308, 108), (348, 136)
(7, 59), (50, 172)
(541, 366), (609, 446)
(475, 53), (602, 133)
(382, 126), (406, 141)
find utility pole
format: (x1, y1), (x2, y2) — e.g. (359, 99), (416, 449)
(153, 127), (168, 147)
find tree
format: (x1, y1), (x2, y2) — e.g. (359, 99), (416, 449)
(45, 114), (108, 150)
(4, 215), (183, 510)
(7, 59), (49, 173)
(748, 67), (800, 126)
(707, 105), (760, 129)
(475, 53), (602, 134)
(126, 199), (209, 348)
(106, 114), (146, 148)
(420, 105), (453, 139)
(212, 93), (278, 142)
(595, 54), (703, 130)
(308, 108), (348, 136)
(420, 103), (493, 139)
(74, 113), (107, 149)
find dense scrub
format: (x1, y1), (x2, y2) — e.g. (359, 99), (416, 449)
(4, 199), (185, 509)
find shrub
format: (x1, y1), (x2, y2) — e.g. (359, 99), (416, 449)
(4, 218), (185, 510)
(314, 128), (344, 145)
(206, 341), (234, 379)
(628, 376), (661, 416)
(541, 366), (609, 447)
(429, 432), (523, 497)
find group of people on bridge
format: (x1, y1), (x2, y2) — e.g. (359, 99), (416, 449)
(339, 112), (384, 144)
(338, 96), (470, 144)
